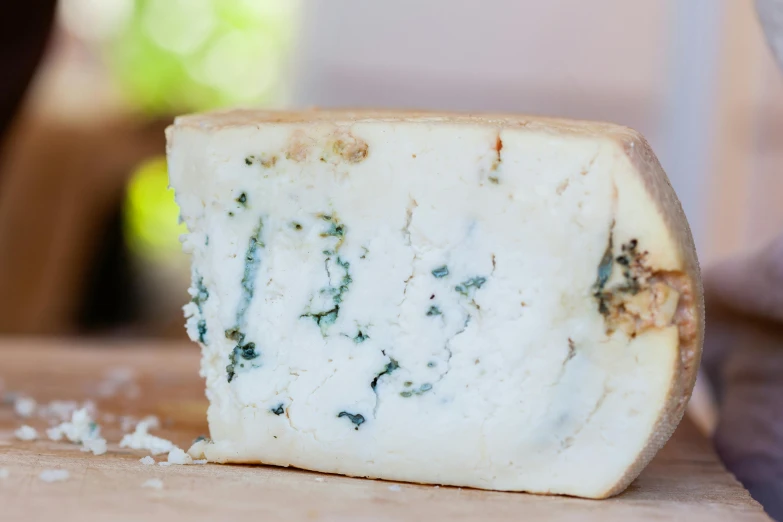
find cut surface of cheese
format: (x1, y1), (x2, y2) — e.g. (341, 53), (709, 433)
(166, 110), (703, 499)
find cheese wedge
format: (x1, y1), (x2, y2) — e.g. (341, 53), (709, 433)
(166, 110), (703, 498)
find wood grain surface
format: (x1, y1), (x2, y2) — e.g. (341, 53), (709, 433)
(0, 340), (770, 521)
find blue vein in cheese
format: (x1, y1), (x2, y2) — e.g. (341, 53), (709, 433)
(190, 274), (210, 344)
(431, 266), (449, 278)
(237, 217), (265, 324)
(225, 217), (265, 382)
(455, 276), (487, 298)
(337, 411), (365, 430)
(301, 215), (352, 335)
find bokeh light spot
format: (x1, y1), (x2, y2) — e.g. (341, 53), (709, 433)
(142, 0), (216, 55)
(124, 155), (187, 260)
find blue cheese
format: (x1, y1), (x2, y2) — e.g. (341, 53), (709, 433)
(167, 110), (703, 499)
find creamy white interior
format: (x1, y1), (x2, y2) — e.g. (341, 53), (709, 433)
(168, 115), (681, 498)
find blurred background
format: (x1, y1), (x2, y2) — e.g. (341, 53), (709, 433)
(0, 0), (780, 343)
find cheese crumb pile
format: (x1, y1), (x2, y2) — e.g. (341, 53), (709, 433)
(47, 408), (98, 443)
(47, 408), (107, 455)
(5, 388), (210, 471)
(119, 418), (175, 456)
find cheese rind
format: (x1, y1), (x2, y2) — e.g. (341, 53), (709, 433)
(167, 110), (703, 499)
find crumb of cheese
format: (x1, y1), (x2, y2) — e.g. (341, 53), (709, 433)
(13, 396), (36, 418)
(167, 447), (193, 465)
(187, 439), (208, 459)
(47, 408), (100, 444)
(39, 469), (70, 482)
(14, 425), (38, 441)
(139, 456), (155, 466)
(120, 416), (136, 432)
(138, 415), (161, 430)
(142, 478), (163, 489)
(119, 418), (174, 456)
(80, 437), (108, 456)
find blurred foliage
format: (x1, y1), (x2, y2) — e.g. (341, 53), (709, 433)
(124, 156), (187, 260)
(105, 0), (297, 115)
(99, 0), (297, 261)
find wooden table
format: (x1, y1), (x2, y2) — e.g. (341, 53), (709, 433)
(0, 340), (770, 521)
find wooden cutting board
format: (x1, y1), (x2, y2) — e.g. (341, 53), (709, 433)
(0, 340), (770, 521)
